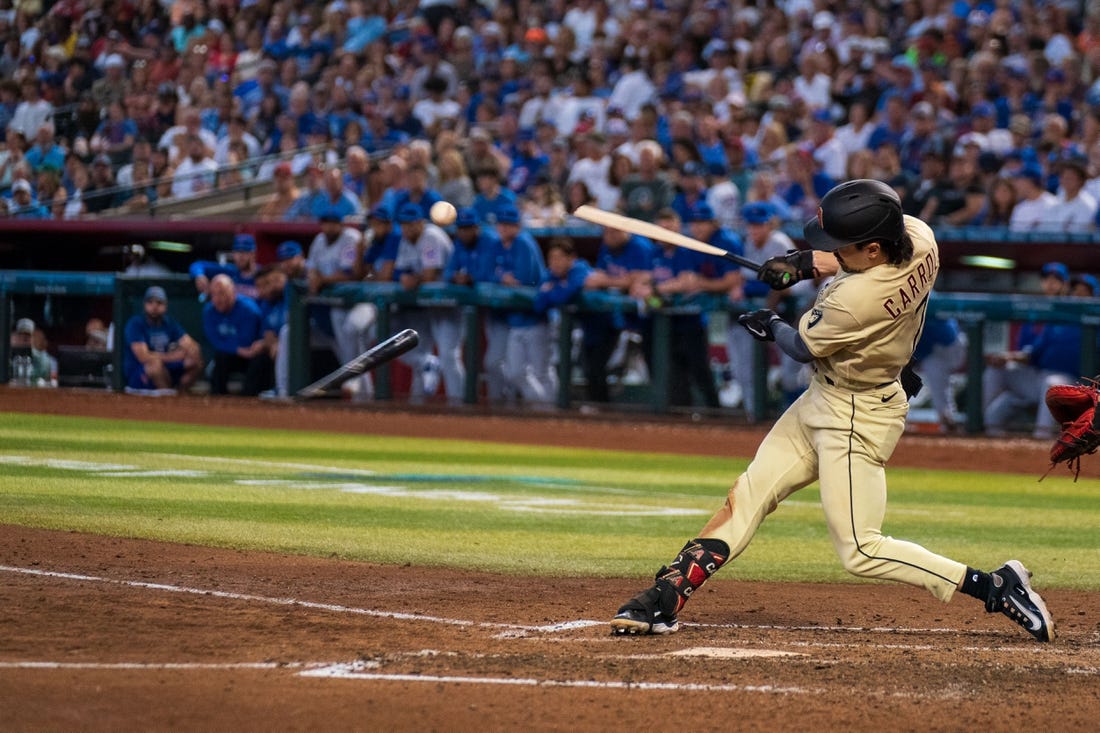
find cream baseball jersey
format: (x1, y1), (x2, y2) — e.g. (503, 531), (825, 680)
(799, 215), (937, 388)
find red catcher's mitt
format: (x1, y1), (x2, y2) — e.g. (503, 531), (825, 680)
(1045, 381), (1100, 479)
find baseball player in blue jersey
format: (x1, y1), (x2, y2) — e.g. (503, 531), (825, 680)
(489, 205), (552, 404)
(355, 206), (402, 283)
(984, 262), (1075, 438)
(583, 226), (654, 403)
(189, 233), (261, 300)
(534, 238), (594, 315)
(445, 208), (499, 285)
(611, 179), (1055, 643)
(912, 309), (966, 432)
(638, 208), (720, 408)
(255, 265), (290, 398)
(122, 286), (204, 393)
(726, 201), (794, 420)
(202, 274), (272, 396)
(445, 208), (499, 400)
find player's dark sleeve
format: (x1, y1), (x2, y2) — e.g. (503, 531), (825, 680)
(772, 320), (814, 363)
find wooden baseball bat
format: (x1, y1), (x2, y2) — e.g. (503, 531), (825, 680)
(572, 205), (763, 272)
(295, 328), (420, 399)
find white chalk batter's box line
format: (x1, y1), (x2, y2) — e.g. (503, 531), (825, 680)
(4, 561), (1095, 651)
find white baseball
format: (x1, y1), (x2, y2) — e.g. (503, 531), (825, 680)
(430, 201), (457, 226)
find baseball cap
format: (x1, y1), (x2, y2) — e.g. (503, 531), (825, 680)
(15, 317), (35, 334)
(455, 207), (478, 228)
(742, 202), (775, 224)
(1013, 165), (1043, 186)
(396, 203), (423, 223)
(319, 208), (343, 222)
(276, 241), (302, 260)
(104, 53), (125, 69)
(143, 286), (167, 303)
(1071, 273), (1098, 295)
(972, 101), (995, 118)
(496, 205), (521, 224)
(687, 201), (715, 222)
(232, 233), (256, 252)
(1041, 262), (1069, 281)
(11, 178), (31, 195)
(273, 161), (293, 177)
(368, 205), (393, 222)
(93, 154), (112, 167)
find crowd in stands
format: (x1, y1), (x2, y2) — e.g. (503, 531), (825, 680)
(1, 0), (1100, 233)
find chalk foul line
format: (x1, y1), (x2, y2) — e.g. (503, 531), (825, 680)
(0, 564), (599, 634)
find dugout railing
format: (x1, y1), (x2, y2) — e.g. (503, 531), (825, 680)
(4, 270), (1100, 433)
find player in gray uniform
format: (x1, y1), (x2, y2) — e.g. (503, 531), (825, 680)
(392, 203), (458, 402)
(611, 179), (1055, 643)
(306, 209), (376, 398)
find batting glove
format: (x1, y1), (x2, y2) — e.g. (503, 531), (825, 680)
(738, 309), (782, 342)
(758, 249), (815, 290)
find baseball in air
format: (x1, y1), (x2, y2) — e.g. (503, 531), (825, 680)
(430, 201), (457, 226)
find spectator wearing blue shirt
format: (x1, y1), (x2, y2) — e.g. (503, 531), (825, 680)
(202, 274), (272, 396)
(385, 86), (425, 140)
(777, 148), (835, 222)
(472, 164), (519, 225)
(382, 163), (444, 221)
(867, 91), (910, 153)
(4, 179), (50, 219)
(122, 286), (204, 394)
(287, 16), (332, 83)
(486, 205), (552, 404)
(582, 225), (654, 404)
(170, 11), (205, 54)
(235, 59), (288, 121)
(23, 122), (66, 175)
(505, 128), (548, 196)
(299, 167), (364, 221)
(189, 233), (261, 300)
(994, 65), (1042, 131)
(670, 161), (710, 224)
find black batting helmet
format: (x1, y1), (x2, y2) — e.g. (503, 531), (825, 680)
(803, 178), (903, 252)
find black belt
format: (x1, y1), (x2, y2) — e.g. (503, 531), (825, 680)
(821, 374), (894, 390)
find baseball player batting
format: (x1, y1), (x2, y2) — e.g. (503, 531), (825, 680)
(611, 179), (1055, 642)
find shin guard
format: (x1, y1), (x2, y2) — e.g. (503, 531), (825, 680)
(655, 537), (730, 614)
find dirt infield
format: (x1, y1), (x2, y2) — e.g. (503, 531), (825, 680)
(2, 389), (1098, 731)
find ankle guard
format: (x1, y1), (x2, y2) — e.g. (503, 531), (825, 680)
(654, 538), (730, 614)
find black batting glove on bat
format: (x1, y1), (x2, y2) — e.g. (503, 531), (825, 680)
(738, 309), (782, 342)
(758, 249), (815, 290)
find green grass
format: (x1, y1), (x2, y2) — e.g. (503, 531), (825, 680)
(2, 412), (1099, 589)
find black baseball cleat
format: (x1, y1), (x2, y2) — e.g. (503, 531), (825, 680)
(986, 560), (1055, 642)
(610, 585), (679, 635)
